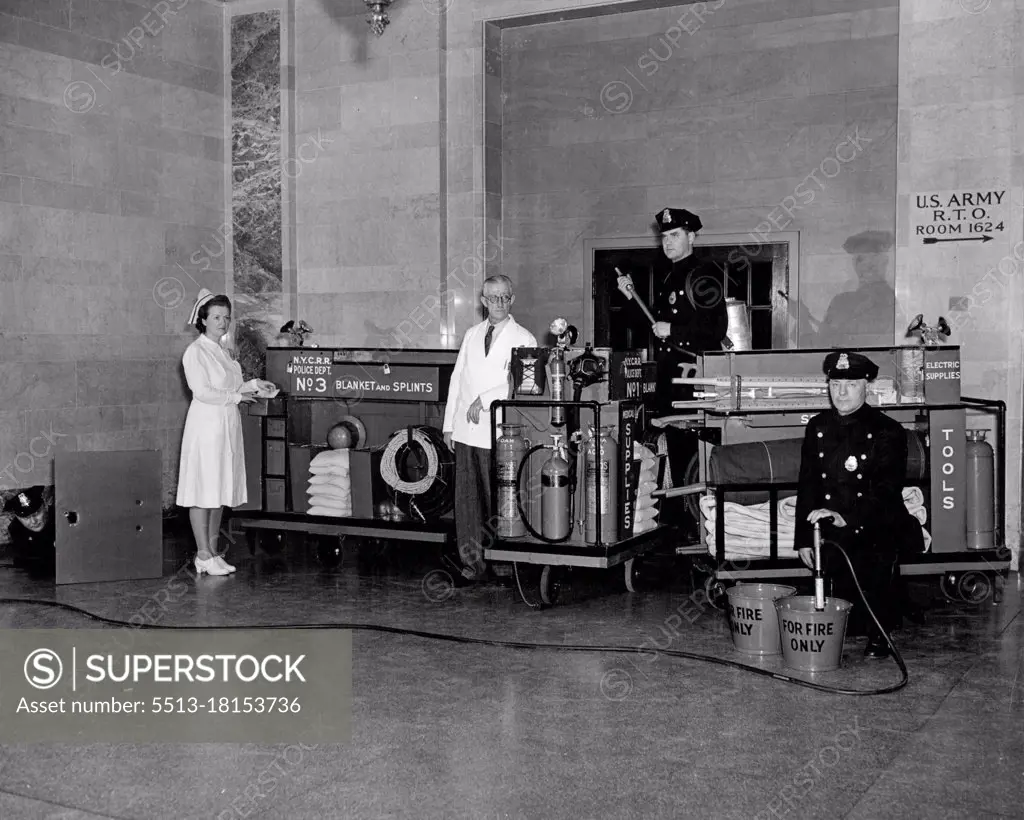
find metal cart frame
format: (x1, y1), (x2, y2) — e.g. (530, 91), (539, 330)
(693, 396), (1012, 606)
(484, 398), (668, 607)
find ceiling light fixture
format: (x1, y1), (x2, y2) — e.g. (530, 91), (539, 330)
(364, 0), (392, 36)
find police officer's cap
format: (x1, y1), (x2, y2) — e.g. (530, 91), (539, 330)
(823, 350), (878, 381)
(3, 487), (45, 516)
(656, 208), (702, 234)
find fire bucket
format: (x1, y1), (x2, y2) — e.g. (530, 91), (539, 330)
(726, 583), (796, 655)
(775, 595), (853, 672)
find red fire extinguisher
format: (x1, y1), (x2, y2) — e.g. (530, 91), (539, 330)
(584, 425), (619, 545)
(966, 429), (995, 549)
(541, 434), (571, 540)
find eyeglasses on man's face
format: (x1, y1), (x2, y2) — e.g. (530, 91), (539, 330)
(484, 294), (512, 305)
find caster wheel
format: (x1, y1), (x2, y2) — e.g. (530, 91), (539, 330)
(939, 572), (959, 602)
(705, 577), (727, 610)
(260, 531), (286, 556)
(513, 563), (555, 609)
(540, 565), (561, 606)
(316, 537), (344, 569)
(994, 573), (1005, 604)
(624, 558), (639, 593)
(957, 570), (993, 604)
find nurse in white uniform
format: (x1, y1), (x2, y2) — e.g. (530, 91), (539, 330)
(176, 290), (275, 576)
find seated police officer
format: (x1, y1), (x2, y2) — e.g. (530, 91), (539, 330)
(795, 351), (923, 659)
(3, 487), (55, 573)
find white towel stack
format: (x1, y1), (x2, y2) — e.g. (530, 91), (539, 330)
(307, 450), (353, 517)
(632, 442), (661, 534)
(700, 487), (932, 560)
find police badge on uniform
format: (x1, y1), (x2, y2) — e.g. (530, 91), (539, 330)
(844, 455), (858, 472)
(668, 291), (676, 305)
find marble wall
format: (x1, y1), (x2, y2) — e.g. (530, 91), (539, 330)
(292, 0), (447, 350)
(498, 1), (899, 342)
(895, 0), (1024, 566)
(231, 9), (282, 378)
(0, 0), (226, 510)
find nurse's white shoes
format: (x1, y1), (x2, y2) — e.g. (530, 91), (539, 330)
(195, 555), (232, 576)
(214, 555), (236, 573)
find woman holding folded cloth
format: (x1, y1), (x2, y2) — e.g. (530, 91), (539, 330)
(176, 290), (277, 576)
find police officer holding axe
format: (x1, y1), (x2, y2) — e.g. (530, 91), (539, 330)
(617, 208), (728, 529)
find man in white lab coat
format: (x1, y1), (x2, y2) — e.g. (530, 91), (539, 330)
(443, 275), (537, 581)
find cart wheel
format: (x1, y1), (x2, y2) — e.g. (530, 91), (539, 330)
(260, 531), (286, 556)
(624, 558), (639, 593)
(540, 565), (561, 606)
(513, 563), (549, 609)
(316, 536), (344, 570)
(939, 572), (959, 602)
(993, 573), (1005, 604)
(705, 577), (727, 610)
(957, 570), (993, 604)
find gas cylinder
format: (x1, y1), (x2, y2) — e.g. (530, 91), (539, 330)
(584, 425), (619, 545)
(496, 424), (529, 537)
(548, 349), (567, 427)
(541, 434), (571, 540)
(965, 429), (995, 549)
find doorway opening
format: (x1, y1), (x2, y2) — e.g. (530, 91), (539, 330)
(591, 235), (797, 356)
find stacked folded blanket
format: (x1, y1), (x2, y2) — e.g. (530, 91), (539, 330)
(632, 442), (661, 534)
(307, 450), (353, 517)
(701, 487), (932, 559)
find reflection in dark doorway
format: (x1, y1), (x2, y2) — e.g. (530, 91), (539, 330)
(593, 242), (792, 356)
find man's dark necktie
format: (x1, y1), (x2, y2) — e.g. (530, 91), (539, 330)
(484, 324), (494, 355)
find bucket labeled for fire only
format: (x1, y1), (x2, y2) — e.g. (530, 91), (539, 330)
(726, 583), (796, 655)
(775, 595), (853, 672)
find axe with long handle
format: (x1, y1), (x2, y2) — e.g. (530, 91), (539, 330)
(615, 268), (697, 360)
(615, 267), (658, 326)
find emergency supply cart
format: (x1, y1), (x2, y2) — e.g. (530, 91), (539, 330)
(233, 347), (459, 567)
(485, 398), (670, 608)
(666, 346), (1012, 607)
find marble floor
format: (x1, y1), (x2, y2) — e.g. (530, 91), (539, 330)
(0, 523), (1020, 820)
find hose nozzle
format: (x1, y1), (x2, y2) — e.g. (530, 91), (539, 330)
(812, 520), (826, 611)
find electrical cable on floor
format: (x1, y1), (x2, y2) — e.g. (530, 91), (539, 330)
(0, 541), (907, 697)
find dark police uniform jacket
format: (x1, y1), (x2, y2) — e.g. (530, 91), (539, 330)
(7, 516), (56, 567)
(653, 255), (728, 408)
(794, 404), (923, 555)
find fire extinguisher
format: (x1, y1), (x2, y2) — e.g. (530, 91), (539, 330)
(966, 429), (995, 549)
(496, 424), (529, 538)
(584, 425), (619, 545)
(541, 434), (572, 541)
(514, 435), (575, 543)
